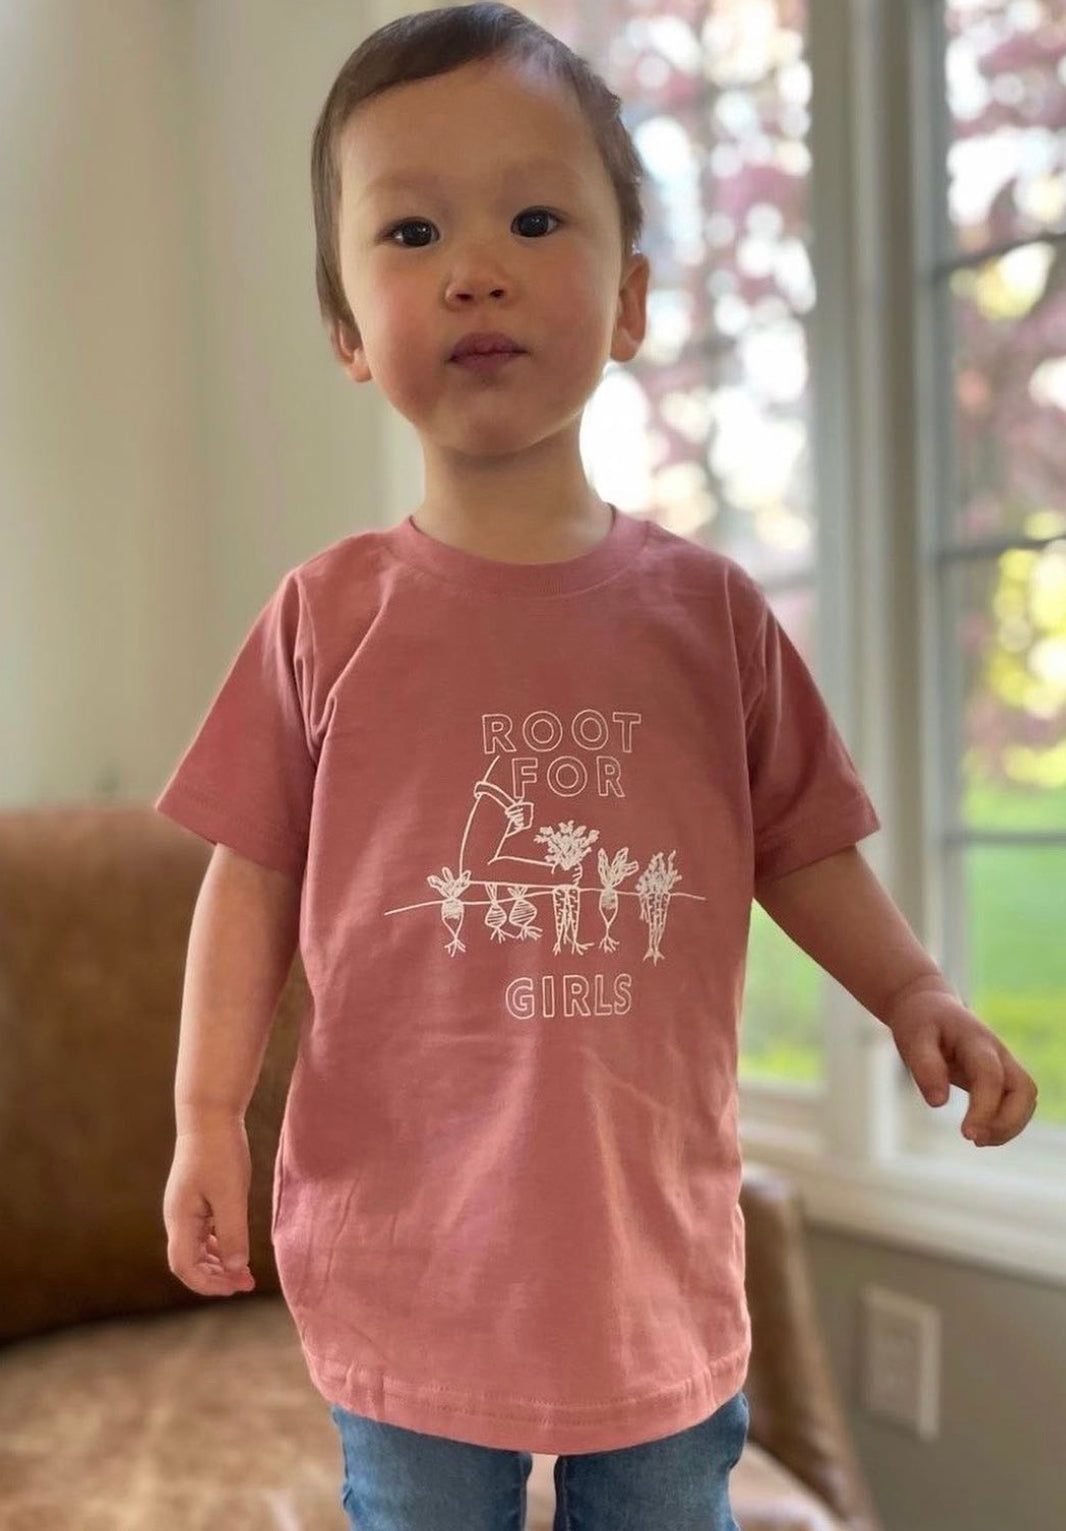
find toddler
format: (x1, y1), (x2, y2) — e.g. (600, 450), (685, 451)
(158, 6), (1037, 1529)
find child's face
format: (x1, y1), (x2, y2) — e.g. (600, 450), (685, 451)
(330, 57), (647, 462)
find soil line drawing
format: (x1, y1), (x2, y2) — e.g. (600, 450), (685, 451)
(386, 756), (705, 960)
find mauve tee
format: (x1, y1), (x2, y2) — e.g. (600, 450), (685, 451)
(155, 504), (881, 1453)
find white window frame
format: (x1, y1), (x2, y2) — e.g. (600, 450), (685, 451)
(742, 0), (1064, 1291)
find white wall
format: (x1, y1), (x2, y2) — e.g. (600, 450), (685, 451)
(0, 0), (426, 807)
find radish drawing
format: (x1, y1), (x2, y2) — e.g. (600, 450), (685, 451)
(483, 881), (512, 942)
(506, 885), (542, 941)
(426, 866), (473, 956)
(595, 846), (640, 953)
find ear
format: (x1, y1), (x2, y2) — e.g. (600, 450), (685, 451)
(329, 317), (372, 383)
(610, 252), (650, 365)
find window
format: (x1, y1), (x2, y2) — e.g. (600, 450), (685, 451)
(529, 0), (1065, 1282)
(532, 0), (831, 1083)
(907, 0), (1065, 1160)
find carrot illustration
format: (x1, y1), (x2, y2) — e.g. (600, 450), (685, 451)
(635, 850), (681, 964)
(533, 820), (599, 955)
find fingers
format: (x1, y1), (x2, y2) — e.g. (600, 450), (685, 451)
(204, 1232), (256, 1291)
(903, 1027), (1036, 1147)
(964, 1068), (1039, 1147)
(167, 1228), (255, 1297)
(960, 1045), (1005, 1140)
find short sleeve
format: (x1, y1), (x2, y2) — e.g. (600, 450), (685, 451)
(154, 571), (316, 881)
(743, 593), (881, 884)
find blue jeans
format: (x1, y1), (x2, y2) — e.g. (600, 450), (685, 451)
(329, 1388), (749, 1530)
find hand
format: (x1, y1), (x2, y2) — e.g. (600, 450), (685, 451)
(884, 982), (1039, 1147)
(163, 1117), (257, 1296)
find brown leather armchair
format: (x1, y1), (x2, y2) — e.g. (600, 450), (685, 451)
(0, 804), (884, 1531)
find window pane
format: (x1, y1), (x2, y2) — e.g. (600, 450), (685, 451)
(743, 898), (824, 1086)
(741, 584), (828, 1088)
(948, 553), (1066, 832)
(537, 0), (816, 586)
(960, 840), (1066, 1126)
(949, 242), (1066, 545)
(944, 0), (1066, 257)
(936, 4), (1066, 1150)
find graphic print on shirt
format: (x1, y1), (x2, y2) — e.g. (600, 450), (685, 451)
(383, 710), (707, 995)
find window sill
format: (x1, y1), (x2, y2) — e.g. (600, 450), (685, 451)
(740, 1116), (1066, 1290)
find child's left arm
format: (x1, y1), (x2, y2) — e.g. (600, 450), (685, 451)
(754, 846), (1039, 1148)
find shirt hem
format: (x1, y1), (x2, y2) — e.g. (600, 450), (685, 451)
(301, 1334), (752, 1454)
(753, 794), (881, 884)
(154, 779), (305, 880)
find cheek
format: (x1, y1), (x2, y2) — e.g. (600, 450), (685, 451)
(553, 310), (605, 373)
(542, 257), (614, 363)
(374, 285), (429, 357)
(365, 289), (440, 399)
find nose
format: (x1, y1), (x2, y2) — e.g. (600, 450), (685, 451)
(444, 246), (511, 305)
(447, 279), (507, 303)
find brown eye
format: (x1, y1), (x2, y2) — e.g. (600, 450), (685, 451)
(383, 208), (561, 247)
(514, 208), (560, 238)
(385, 219), (434, 248)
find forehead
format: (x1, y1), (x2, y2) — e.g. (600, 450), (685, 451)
(360, 156), (589, 201)
(339, 58), (604, 204)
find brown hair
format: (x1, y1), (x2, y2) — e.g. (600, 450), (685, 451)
(310, 2), (646, 349)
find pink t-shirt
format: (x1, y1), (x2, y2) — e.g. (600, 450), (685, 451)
(155, 504), (881, 1453)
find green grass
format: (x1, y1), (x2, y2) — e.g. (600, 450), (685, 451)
(740, 782), (1066, 1124)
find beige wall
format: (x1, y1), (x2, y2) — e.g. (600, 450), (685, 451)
(1, 4), (1062, 1528)
(808, 1224), (1064, 1531)
(0, 0), (411, 806)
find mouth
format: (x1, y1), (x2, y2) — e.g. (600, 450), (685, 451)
(450, 350), (527, 371)
(449, 332), (528, 363)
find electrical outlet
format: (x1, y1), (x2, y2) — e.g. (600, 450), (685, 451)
(861, 1285), (940, 1440)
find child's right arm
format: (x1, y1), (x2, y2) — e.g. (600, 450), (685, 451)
(163, 843), (301, 1296)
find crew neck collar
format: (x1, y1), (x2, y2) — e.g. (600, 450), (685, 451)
(384, 503), (647, 597)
